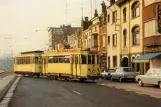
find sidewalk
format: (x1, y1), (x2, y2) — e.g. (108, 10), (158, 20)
(0, 75), (16, 100)
(97, 80), (161, 98)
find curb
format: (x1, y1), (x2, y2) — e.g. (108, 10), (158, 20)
(0, 75), (17, 101)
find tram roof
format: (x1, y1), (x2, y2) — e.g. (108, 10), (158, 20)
(21, 50), (44, 54)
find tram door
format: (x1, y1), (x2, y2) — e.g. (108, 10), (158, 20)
(42, 57), (47, 75)
(38, 56), (42, 73)
(72, 55), (81, 78)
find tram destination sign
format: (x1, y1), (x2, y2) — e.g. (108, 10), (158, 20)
(157, 5), (161, 33)
(52, 28), (63, 34)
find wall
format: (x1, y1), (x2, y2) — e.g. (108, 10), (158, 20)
(107, 3), (121, 68)
(151, 55), (161, 68)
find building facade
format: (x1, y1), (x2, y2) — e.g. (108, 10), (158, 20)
(107, 0), (144, 73)
(67, 29), (81, 48)
(142, 0), (161, 72)
(99, 1), (108, 69)
(47, 25), (80, 50)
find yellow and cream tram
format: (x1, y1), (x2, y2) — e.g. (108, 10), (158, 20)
(14, 51), (43, 77)
(42, 48), (100, 81)
(14, 48), (100, 81)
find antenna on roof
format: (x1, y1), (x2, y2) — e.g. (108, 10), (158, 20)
(65, 0), (68, 25)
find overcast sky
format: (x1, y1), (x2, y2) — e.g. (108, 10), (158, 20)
(0, 0), (109, 57)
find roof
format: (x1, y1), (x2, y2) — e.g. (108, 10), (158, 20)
(21, 50), (43, 55)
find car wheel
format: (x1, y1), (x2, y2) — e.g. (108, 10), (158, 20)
(138, 79), (144, 87)
(159, 82), (161, 89)
(119, 77), (122, 83)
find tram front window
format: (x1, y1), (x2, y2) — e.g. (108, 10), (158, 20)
(81, 55), (87, 64)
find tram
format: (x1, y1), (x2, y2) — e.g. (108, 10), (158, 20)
(14, 51), (43, 77)
(14, 48), (100, 81)
(43, 48), (100, 81)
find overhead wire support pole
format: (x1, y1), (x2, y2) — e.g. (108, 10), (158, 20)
(65, 0), (68, 25)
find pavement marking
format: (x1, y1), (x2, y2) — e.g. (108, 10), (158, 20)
(125, 89), (131, 92)
(135, 92), (145, 95)
(72, 90), (81, 95)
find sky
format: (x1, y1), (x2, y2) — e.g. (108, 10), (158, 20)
(0, 0), (109, 58)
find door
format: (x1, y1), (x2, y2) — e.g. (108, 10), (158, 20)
(76, 55), (81, 76)
(72, 55), (77, 78)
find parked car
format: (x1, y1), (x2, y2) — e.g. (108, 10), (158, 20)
(101, 69), (116, 80)
(111, 67), (137, 82)
(135, 68), (161, 88)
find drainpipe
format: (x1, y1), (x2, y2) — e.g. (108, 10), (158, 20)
(128, 1), (131, 67)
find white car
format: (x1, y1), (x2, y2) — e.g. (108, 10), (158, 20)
(101, 69), (116, 80)
(135, 68), (161, 88)
(111, 67), (137, 82)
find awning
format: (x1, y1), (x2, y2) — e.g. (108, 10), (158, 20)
(133, 52), (161, 63)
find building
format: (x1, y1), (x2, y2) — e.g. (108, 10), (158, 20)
(81, 9), (100, 51)
(67, 29), (81, 48)
(134, 0), (161, 73)
(107, 0), (121, 69)
(107, 0), (144, 73)
(99, 1), (108, 69)
(47, 25), (80, 50)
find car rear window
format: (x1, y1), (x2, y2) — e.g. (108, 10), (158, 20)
(123, 68), (134, 72)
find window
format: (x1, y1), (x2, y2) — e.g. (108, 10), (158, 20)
(112, 11), (117, 23)
(123, 30), (127, 47)
(132, 26), (140, 45)
(88, 55), (92, 64)
(95, 27), (97, 32)
(108, 14), (110, 22)
(35, 57), (38, 64)
(132, 1), (140, 18)
(53, 56), (58, 63)
(81, 55), (87, 64)
(102, 36), (105, 47)
(113, 56), (117, 67)
(59, 56), (64, 63)
(123, 8), (126, 22)
(92, 55), (95, 64)
(48, 56), (54, 63)
(108, 57), (110, 68)
(64, 56), (70, 63)
(108, 36), (110, 45)
(113, 34), (117, 46)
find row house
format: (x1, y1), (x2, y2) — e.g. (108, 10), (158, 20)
(81, 1), (108, 69)
(108, 0), (161, 74)
(134, 0), (161, 73)
(107, 0), (144, 73)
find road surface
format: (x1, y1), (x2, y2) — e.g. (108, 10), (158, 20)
(9, 77), (161, 107)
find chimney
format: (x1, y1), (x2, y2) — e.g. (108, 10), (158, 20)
(85, 17), (88, 22)
(110, 0), (115, 6)
(101, 1), (106, 13)
(94, 9), (98, 17)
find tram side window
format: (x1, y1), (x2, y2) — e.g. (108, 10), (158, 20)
(53, 56), (58, 63)
(92, 55), (95, 64)
(81, 55), (87, 64)
(97, 55), (99, 64)
(59, 56), (64, 63)
(35, 57), (38, 64)
(48, 56), (54, 63)
(64, 56), (70, 63)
